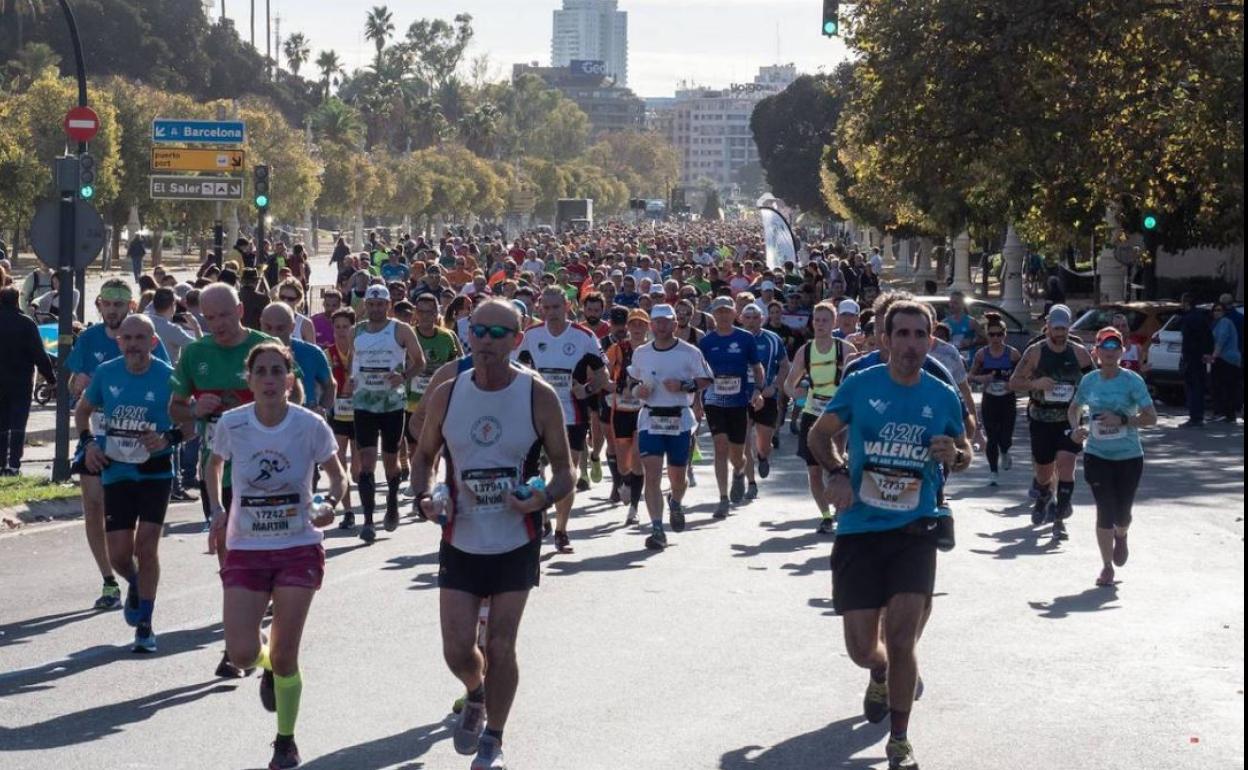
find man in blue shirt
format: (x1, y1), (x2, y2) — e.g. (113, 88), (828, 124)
(259, 304), (335, 414)
(74, 314), (179, 653)
(698, 296), (765, 517)
(739, 302), (789, 498)
(807, 299), (972, 770)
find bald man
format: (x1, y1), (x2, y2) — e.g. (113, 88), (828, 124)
(260, 303), (334, 415)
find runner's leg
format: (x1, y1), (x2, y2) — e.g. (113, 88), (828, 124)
(481, 589), (531, 734)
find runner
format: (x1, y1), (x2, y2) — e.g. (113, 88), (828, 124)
(943, 290), (985, 366)
(73, 315), (178, 652)
(206, 342), (348, 770)
(1069, 327), (1157, 586)
(350, 284), (426, 543)
(604, 309), (650, 524)
(739, 302), (789, 500)
(674, 298), (708, 487)
(67, 278), (170, 610)
(260, 304), (335, 415)
(327, 308), (360, 526)
(516, 286), (606, 553)
(581, 292), (610, 486)
(1009, 304), (1095, 541)
(808, 299), (972, 770)
(783, 301), (856, 534)
(630, 304), (714, 548)
(597, 306), (630, 503)
(699, 296), (765, 518)
(413, 298), (575, 770)
(404, 294), (463, 499)
(969, 313), (1022, 485)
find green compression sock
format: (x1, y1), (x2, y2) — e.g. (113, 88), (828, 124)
(274, 671), (303, 736)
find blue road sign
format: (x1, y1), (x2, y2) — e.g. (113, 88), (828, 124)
(152, 119), (246, 145)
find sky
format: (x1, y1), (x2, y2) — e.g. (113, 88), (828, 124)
(216, 0), (852, 98)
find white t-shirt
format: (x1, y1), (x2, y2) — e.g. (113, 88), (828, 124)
(631, 267), (662, 286)
(212, 403), (338, 552)
(517, 322), (605, 425)
(628, 339), (714, 434)
(521, 258), (546, 276)
(870, 253), (884, 273)
(929, 338), (969, 385)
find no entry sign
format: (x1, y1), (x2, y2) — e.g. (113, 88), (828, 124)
(63, 105), (100, 143)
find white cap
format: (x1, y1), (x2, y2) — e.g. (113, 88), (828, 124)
(761, 280), (776, 291)
(650, 304), (676, 320)
(837, 299), (860, 316)
(364, 284), (390, 301)
(739, 302), (765, 317)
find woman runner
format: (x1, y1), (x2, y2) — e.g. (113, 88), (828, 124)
(970, 313), (1022, 485)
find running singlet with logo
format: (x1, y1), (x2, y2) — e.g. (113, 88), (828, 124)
(843, 350), (968, 417)
(441, 369), (542, 555)
(212, 403), (338, 551)
(83, 358), (176, 485)
(828, 365), (965, 535)
(699, 327), (761, 408)
(517, 322), (604, 425)
(352, 320), (407, 413)
(328, 345), (354, 421)
(1073, 369), (1153, 461)
(979, 348), (1017, 398)
(801, 338), (852, 417)
(746, 328), (786, 389)
(1028, 343), (1086, 423)
(606, 341), (643, 413)
(628, 340), (713, 434)
(409, 327), (462, 410)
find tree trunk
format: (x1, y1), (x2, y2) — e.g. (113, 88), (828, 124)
(152, 227), (165, 267)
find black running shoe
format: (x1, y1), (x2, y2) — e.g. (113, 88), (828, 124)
(268, 735), (300, 770)
(863, 677), (890, 723)
(758, 457), (771, 478)
(383, 502), (399, 532)
(1055, 500), (1073, 521)
(1052, 519), (1069, 541)
(359, 524), (376, 544)
(729, 473), (746, 503)
(260, 669), (276, 712)
(215, 650), (246, 679)
(771, 434), (780, 449)
(554, 530), (573, 553)
(818, 517), (836, 536)
(1030, 496), (1050, 526)
(576, 476), (591, 492)
(713, 499), (730, 520)
(338, 511), (356, 530)
(744, 481), (759, 501)
(668, 496), (686, 532)
(644, 529), (668, 550)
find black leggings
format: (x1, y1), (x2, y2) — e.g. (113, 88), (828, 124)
(980, 394), (1017, 473)
(1084, 454), (1143, 530)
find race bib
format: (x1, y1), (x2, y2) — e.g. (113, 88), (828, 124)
(89, 412), (105, 437)
(615, 391), (642, 410)
(411, 374), (433, 397)
(1044, 382), (1075, 403)
(539, 368), (573, 392)
(648, 413), (683, 435)
(103, 421), (155, 465)
(858, 465), (923, 512)
(333, 396), (354, 420)
(459, 467), (519, 514)
(804, 393), (832, 415)
(1090, 415), (1126, 440)
(985, 381), (1010, 397)
(357, 366), (391, 391)
(236, 493), (304, 538)
(714, 375), (742, 396)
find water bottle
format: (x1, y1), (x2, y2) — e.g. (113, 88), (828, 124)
(310, 494), (334, 523)
(431, 483), (452, 525)
(513, 476), (546, 500)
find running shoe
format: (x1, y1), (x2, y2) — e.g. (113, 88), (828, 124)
(260, 669), (276, 712)
(1001, 451), (1012, 471)
(1055, 499), (1073, 521)
(590, 456), (603, 483)
(691, 442), (703, 462)
(338, 511), (356, 530)
(625, 507), (639, 526)
(1178, 419), (1204, 428)
(668, 496), (686, 532)
(818, 517), (836, 536)
(1112, 533), (1129, 567)
(713, 499), (730, 520)
(94, 583), (121, 610)
(383, 502), (400, 532)
(745, 481), (759, 501)
(452, 695), (466, 714)
(1051, 519), (1068, 541)
(644, 528), (668, 551)
(132, 623), (157, 653)
(123, 582), (141, 627)
(687, 468), (697, 487)
(1096, 565), (1115, 587)
(576, 476), (591, 492)
(1030, 496), (1050, 526)
(863, 677), (890, 723)
(554, 530), (573, 553)
(771, 434), (780, 449)
(215, 650), (247, 679)
(987, 471), (999, 487)
(359, 524), (377, 544)
(170, 487), (199, 502)
(758, 457), (771, 478)
(729, 473), (746, 503)
(885, 737), (919, 769)
(1027, 478), (1043, 501)
(454, 696), (486, 754)
(268, 735), (301, 770)
(471, 734), (507, 769)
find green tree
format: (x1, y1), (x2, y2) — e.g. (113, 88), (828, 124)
(363, 6), (394, 70)
(315, 49), (343, 101)
(282, 32), (310, 77)
(4, 42), (59, 90)
(405, 13), (473, 92)
(583, 131), (679, 198)
(311, 97), (363, 147)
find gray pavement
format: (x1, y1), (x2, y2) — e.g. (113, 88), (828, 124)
(0, 406), (1242, 769)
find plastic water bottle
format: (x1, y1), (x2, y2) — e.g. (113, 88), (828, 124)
(431, 483), (451, 525)
(513, 476), (546, 500)
(310, 494), (333, 522)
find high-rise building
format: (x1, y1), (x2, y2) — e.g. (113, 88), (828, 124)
(514, 62), (645, 134)
(552, 0), (628, 88)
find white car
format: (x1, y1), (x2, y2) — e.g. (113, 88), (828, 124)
(1147, 303), (1244, 406)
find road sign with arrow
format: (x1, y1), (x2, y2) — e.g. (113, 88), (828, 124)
(151, 147), (245, 172)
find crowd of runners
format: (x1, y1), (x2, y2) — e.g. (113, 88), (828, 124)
(35, 219), (1171, 770)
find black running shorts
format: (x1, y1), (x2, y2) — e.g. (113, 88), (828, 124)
(104, 478), (173, 532)
(1028, 418), (1081, 465)
(830, 525), (937, 613)
(355, 409), (405, 453)
(748, 396), (780, 430)
(438, 539), (541, 598)
(704, 405), (749, 445)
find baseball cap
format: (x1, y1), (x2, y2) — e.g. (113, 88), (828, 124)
(760, 280), (777, 291)
(627, 309), (650, 324)
(710, 297), (735, 312)
(650, 304), (675, 320)
(364, 284), (390, 301)
(838, 299), (861, 316)
(739, 302), (764, 317)
(1095, 327), (1123, 346)
(649, 285), (665, 296)
(1047, 304), (1072, 329)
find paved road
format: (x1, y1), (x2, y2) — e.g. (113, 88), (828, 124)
(1, 404), (1243, 770)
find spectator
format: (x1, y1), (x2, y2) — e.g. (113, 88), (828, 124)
(0, 286), (56, 474)
(146, 287), (200, 364)
(1218, 293), (1244, 357)
(239, 267), (270, 329)
(1178, 292), (1214, 428)
(330, 236), (351, 268)
(1209, 302), (1242, 423)
(31, 272), (80, 319)
(127, 234), (146, 282)
(20, 265), (53, 317)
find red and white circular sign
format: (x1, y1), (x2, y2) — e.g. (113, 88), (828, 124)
(63, 105), (100, 143)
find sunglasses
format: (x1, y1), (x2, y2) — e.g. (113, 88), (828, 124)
(469, 323), (517, 339)
(1098, 339), (1123, 350)
(279, 295), (299, 302)
(987, 331), (1005, 338)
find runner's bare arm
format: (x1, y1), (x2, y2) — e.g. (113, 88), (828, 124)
(73, 394), (95, 435)
(69, 373), (91, 398)
(1008, 345), (1039, 392)
(782, 343), (808, 398)
(320, 453), (349, 507)
(412, 379), (451, 497)
(399, 323), (426, 379)
(169, 394), (197, 434)
(532, 379), (575, 504)
(808, 411), (848, 472)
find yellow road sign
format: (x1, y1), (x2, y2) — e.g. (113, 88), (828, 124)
(150, 148), (246, 172)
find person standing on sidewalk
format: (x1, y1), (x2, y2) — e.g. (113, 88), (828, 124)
(0, 287), (56, 475)
(1209, 302), (1242, 423)
(1177, 293), (1214, 428)
(146, 287), (201, 501)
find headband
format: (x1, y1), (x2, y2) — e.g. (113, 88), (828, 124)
(99, 286), (133, 302)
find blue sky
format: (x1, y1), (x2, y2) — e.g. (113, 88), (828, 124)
(219, 0), (851, 98)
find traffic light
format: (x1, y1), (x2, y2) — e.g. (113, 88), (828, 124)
(77, 153), (95, 199)
(253, 164), (270, 208)
(822, 0), (839, 36)
(1142, 213), (1158, 232)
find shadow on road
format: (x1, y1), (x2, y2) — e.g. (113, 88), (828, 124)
(719, 715), (889, 769)
(298, 717), (454, 769)
(1028, 585), (1121, 619)
(969, 523), (1060, 560)
(730, 530), (822, 559)
(544, 547), (660, 576)
(0, 608), (101, 650)
(0, 679), (235, 750)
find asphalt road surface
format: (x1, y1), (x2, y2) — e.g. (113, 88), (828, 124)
(0, 409), (1242, 770)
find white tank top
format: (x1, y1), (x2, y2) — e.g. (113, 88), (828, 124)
(351, 320), (406, 413)
(293, 313), (312, 342)
(442, 368), (540, 555)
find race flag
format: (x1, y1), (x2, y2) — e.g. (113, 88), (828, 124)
(757, 195), (797, 269)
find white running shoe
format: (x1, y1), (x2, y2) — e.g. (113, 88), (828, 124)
(471, 734), (507, 769)
(988, 471), (1000, 487)
(1001, 451), (1012, 471)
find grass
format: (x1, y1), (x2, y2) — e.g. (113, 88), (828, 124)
(0, 476), (80, 509)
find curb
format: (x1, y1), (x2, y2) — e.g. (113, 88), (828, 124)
(0, 498), (82, 531)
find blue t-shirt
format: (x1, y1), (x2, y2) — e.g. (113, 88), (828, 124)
(67, 322), (170, 378)
(83, 358), (176, 485)
(699, 327), (762, 407)
(1073, 368), (1153, 461)
(614, 292), (640, 308)
(290, 338), (333, 408)
(746, 328), (786, 388)
(828, 364), (965, 535)
(843, 349), (968, 417)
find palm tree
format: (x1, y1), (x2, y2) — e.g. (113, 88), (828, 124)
(363, 5), (394, 69)
(0, 0), (46, 50)
(283, 32), (310, 77)
(312, 98), (364, 147)
(315, 49), (342, 100)
(6, 42), (60, 89)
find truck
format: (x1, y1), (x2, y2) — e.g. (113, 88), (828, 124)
(555, 198), (593, 232)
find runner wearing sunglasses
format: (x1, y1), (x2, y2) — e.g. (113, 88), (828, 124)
(969, 313), (1022, 486)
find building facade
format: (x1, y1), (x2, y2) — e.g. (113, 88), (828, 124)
(514, 61), (644, 134)
(551, 0), (629, 88)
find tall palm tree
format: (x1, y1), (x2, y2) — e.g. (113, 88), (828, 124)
(0, 0), (46, 50)
(315, 49), (342, 100)
(283, 32), (310, 77)
(363, 5), (394, 69)
(312, 98), (364, 147)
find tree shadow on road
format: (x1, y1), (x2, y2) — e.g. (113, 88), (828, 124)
(0, 608), (100, 650)
(719, 715), (889, 769)
(298, 716), (454, 769)
(0, 679), (235, 750)
(543, 547), (660, 576)
(1028, 585), (1120, 619)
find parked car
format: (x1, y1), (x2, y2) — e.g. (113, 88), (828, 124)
(914, 296), (1033, 354)
(1147, 303), (1244, 406)
(1069, 301), (1180, 351)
